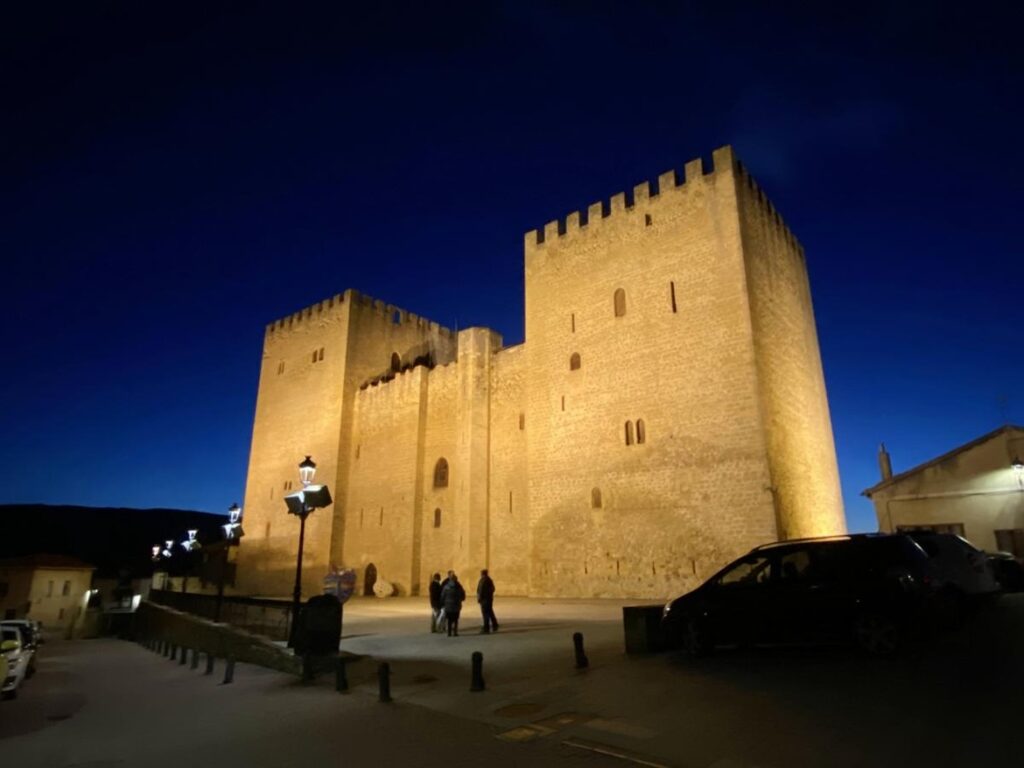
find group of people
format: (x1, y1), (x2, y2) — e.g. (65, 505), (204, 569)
(428, 569), (499, 637)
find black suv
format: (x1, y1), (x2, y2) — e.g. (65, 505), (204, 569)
(662, 534), (936, 656)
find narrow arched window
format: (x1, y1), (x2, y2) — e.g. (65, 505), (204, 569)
(625, 421), (634, 446)
(433, 458), (449, 488)
(570, 352), (581, 371)
(614, 288), (627, 318)
(636, 419), (646, 444)
(591, 488), (602, 509)
(391, 352), (401, 373)
(433, 508), (442, 528)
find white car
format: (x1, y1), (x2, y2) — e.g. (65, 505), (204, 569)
(1, 626), (31, 700)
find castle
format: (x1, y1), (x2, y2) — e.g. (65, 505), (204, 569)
(236, 145), (846, 600)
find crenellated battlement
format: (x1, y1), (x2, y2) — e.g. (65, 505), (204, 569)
(734, 161), (804, 256)
(524, 145), (736, 250)
(265, 288), (456, 338)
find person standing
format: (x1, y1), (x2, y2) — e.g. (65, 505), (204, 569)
(440, 573), (466, 637)
(476, 569), (499, 633)
(428, 573), (443, 633)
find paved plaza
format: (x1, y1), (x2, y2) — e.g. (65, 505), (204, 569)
(3, 594), (1023, 767)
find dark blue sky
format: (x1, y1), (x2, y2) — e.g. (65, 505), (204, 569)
(2, 2), (1021, 533)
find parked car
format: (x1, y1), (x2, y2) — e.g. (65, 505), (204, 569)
(902, 531), (999, 618)
(0, 647), (7, 701)
(0, 620), (40, 677)
(987, 551), (1024, 592)
(1, 626), (31, 699)
(662, 534), (936, 657)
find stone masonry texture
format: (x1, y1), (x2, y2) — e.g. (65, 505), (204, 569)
(234, 146), (846, 600)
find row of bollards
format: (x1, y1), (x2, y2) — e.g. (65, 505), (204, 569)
(371, 633), (587, 703)
(141, 631), (588, 701)
(139, 636), (235, 685)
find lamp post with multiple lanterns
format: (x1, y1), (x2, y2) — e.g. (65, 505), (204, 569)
(284, 455), (332, 647)
(215, 502), (244, 622)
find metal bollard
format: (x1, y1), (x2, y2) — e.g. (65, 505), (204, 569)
(204, 652), (215, 676)
(378, 662), (392, 703)
(470, 651), (485, 692)
(222, 657), (235, 685)
(180, 647), (188, 665)
(573, 632), (589, 669)
(170, 644), (177, 662)
(191, 648), (199, 670)
(335, 658), (349, 693)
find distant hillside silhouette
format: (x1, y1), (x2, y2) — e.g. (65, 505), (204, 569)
(0, 504), (228, 578)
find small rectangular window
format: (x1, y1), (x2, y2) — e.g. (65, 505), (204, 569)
(62, 580), (71, 596)
(59, 608), (65, 620)
(47, 580), (53, 597)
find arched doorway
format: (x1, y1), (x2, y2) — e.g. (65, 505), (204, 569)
(364, 563), (378, 596)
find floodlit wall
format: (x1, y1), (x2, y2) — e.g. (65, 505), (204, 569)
(522, 147), (779, 598)
(237, 145), (846, 600)
(736, 163), (846, 539)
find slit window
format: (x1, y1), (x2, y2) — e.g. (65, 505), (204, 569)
(391, 352), (401, 373)
(570, 352), (581, 371)
(636, 419), (646, 444)
(433, 508), (442, 528)
(433, 458), (449, 488)
(614, 288), (627, 318)
(519, 413), (525, 430)
(625, 420), (634, 446)
(591, 488), (602, 509)
(670, 281), (677, 313)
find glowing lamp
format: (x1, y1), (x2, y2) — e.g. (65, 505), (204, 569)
(298, 455), (317, 486)
(151, 545), (161, 560)
(228, 502), (241, 524)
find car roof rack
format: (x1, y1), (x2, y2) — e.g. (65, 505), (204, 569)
(751, 532), (894, 551)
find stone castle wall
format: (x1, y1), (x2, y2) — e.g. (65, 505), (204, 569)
(236, 146), (846, 600)
(735, 165), (846, 537)
(522, 146), (778, 598)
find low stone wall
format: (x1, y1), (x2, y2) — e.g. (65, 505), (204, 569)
(148, 589), (293, 641)
(134, 601), (300, 676)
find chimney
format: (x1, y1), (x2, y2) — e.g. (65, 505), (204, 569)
(878, 443), (893, 481)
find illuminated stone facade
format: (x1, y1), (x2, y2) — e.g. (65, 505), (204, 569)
(236, 146), (846, 599)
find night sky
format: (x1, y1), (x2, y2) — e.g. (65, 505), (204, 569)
(2, 3), (1021, 533)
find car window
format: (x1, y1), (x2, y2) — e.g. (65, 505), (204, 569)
(778, 549), (813, 582)
(718, 555), (773, 586)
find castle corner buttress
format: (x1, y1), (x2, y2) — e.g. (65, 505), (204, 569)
(235, 146), (846, 600)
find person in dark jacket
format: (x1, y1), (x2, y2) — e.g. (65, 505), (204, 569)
(428, 572), (443, 633)
(440, 574), (466, 636)
(476, 569), (499, 633)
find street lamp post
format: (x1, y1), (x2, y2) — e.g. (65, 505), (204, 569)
(285, 455), (332, 648)
(215, 503), (244, 622)
(179, 529), (201, 593)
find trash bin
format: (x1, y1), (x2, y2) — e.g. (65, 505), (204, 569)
(622, 604), (668, 654)
(294, 594), (342, 656)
